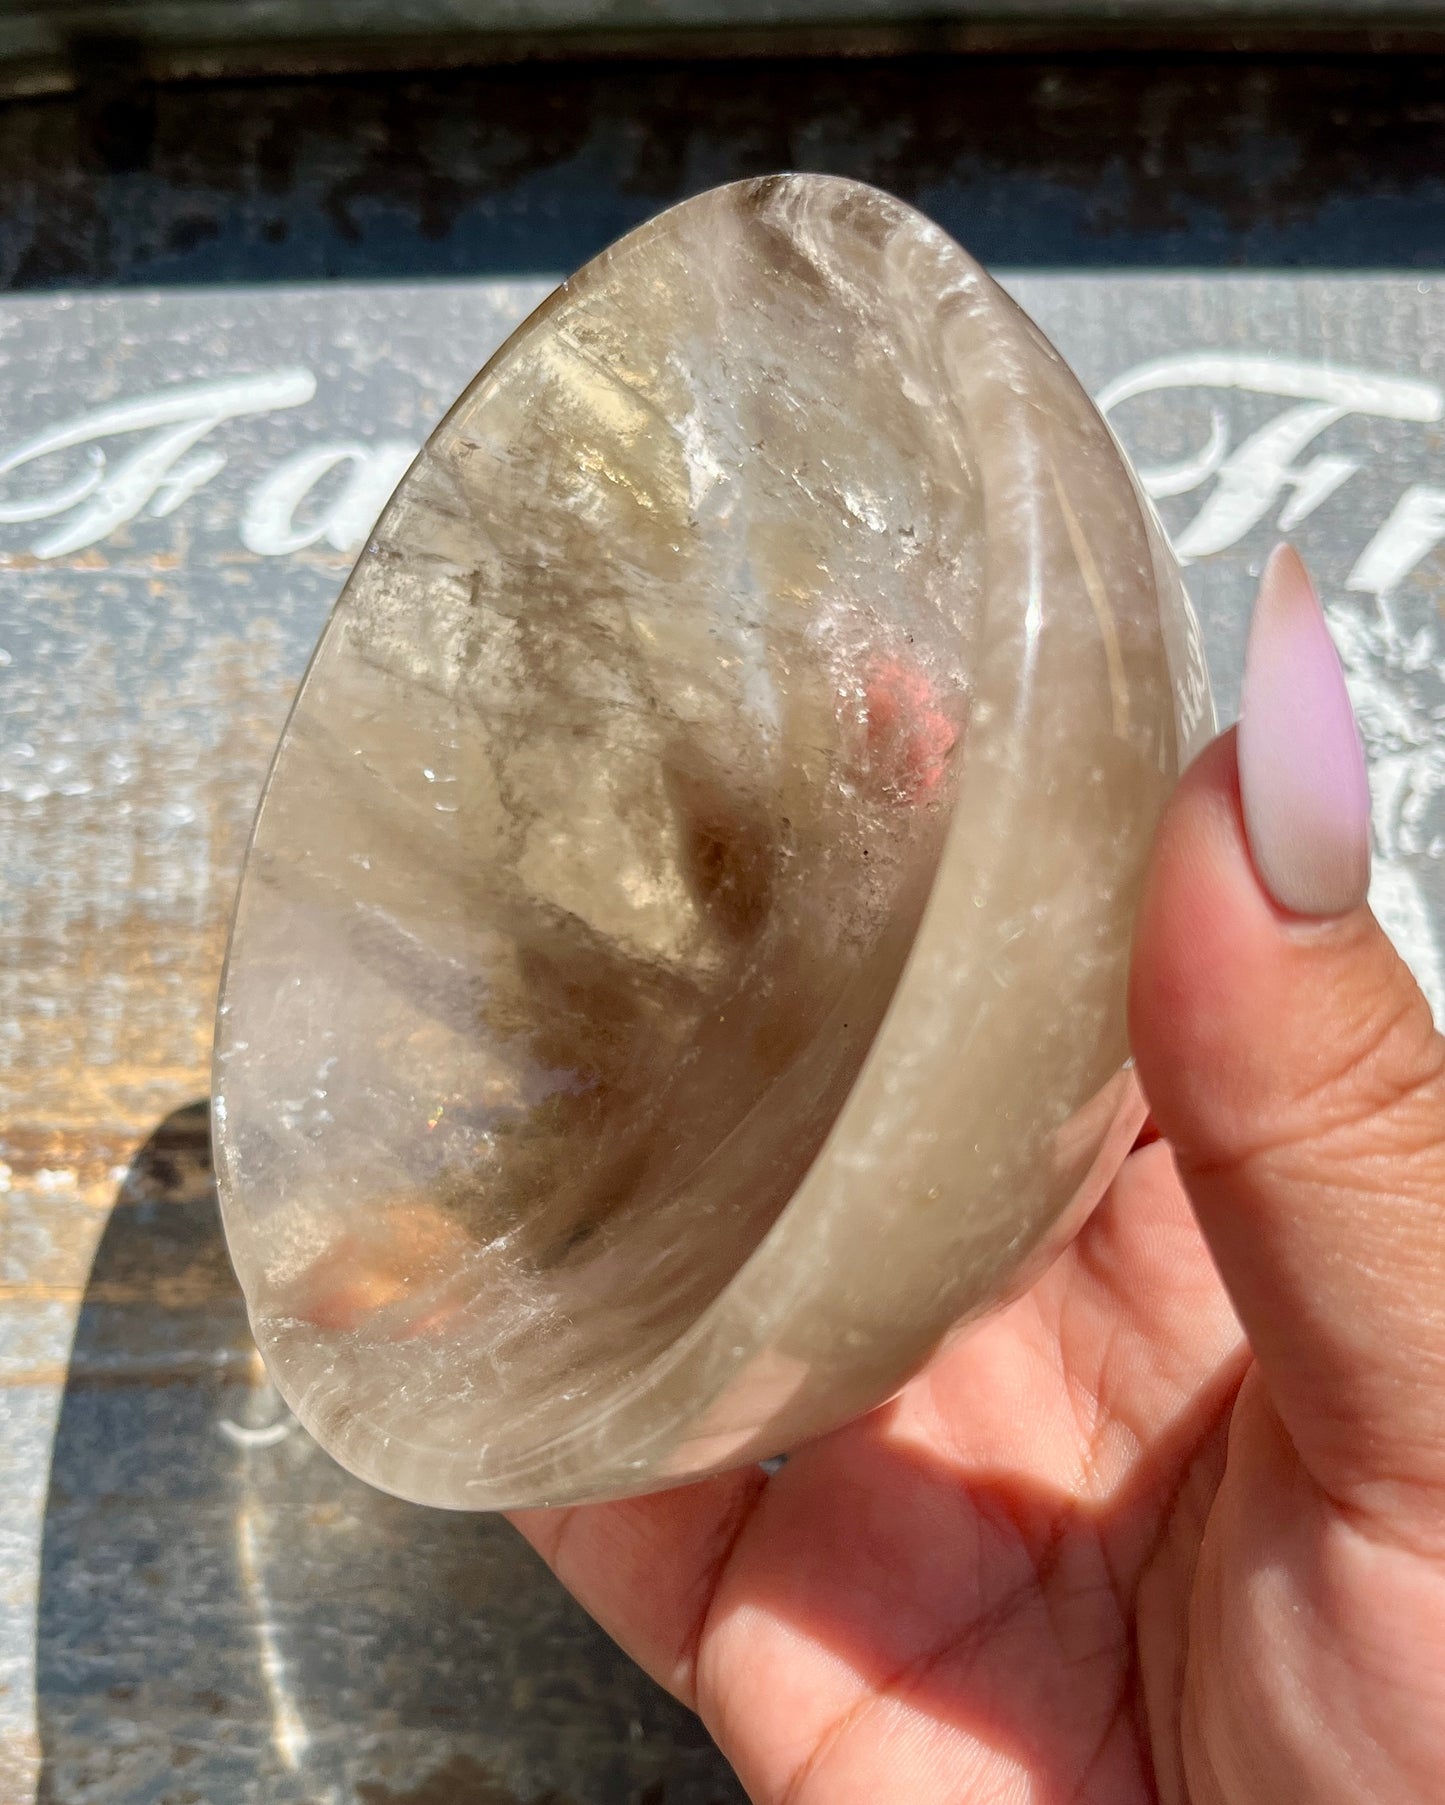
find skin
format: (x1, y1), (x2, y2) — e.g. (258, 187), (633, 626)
(511, 730), (1445, 1804)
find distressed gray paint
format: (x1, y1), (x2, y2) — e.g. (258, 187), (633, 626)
(3, 272), (1444, 1802)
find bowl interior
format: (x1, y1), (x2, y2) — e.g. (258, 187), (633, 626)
(216, 179), (987, 1481)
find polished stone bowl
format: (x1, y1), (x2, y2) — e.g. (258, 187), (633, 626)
(214, 175), (1211, 1510)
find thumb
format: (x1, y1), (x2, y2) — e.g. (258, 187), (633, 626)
(1131, 545), (1445, 1539)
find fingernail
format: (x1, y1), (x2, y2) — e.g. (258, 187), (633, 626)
(1238, 543), (1372, 918)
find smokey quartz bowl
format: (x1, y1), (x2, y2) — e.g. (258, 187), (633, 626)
(213, 174), (1212, 1511)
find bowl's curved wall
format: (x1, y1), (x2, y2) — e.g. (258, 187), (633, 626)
(214, 174), (1210, 1509)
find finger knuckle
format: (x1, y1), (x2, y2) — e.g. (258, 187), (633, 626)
(1191, 971), (1445, 1184)
(1302, 977), (1445, 1159)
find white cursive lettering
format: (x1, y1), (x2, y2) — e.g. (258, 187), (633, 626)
(0, 370), (316, 557)
(240, 440), (418, 557)
(1346, 485), (1445, 600)
(3, 354), (1445, 602)
(1097, 354), (1445, 569)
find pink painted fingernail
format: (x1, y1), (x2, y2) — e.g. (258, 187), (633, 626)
(1238, 544), (1372, 918)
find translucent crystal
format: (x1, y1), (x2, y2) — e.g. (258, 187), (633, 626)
(214, 175), (1211, 1509)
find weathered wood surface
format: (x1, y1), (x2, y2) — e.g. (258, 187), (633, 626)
(3, 267), (1444, 1805)
(4, 54), (1445, 290)
(9, 30), (1445, 1780)
(0, 271), (783, 1801)
(10, 0), (1445, 91)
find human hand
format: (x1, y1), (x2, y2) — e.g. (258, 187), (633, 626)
(511, 546), (1445, 1804)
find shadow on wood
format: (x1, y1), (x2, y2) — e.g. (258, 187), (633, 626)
(34, 1101), (741, 1805)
